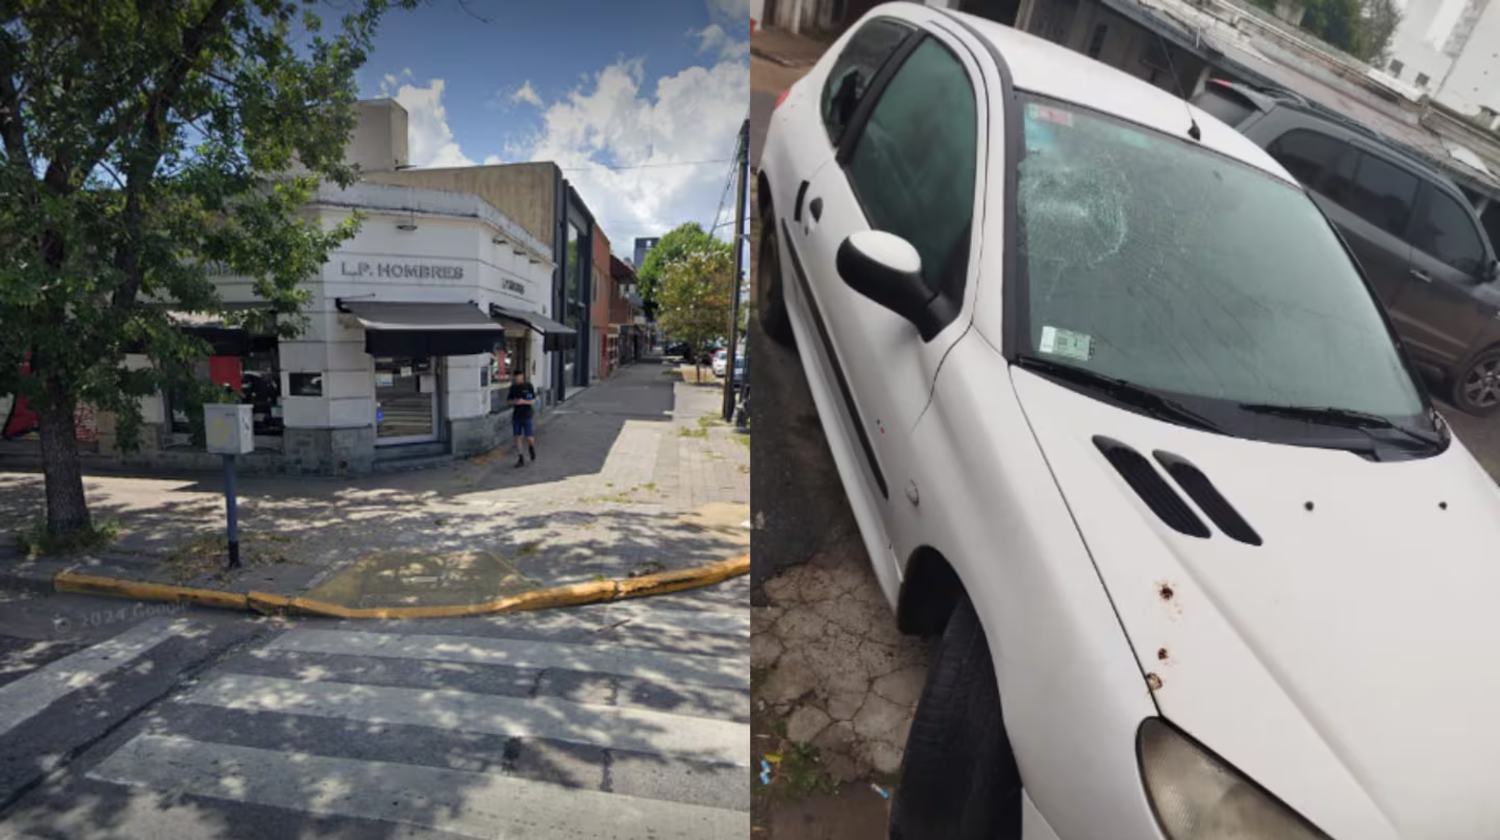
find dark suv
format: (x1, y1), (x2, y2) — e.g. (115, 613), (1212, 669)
(1195, 80), (1500, 415)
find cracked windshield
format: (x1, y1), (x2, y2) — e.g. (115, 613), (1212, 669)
(1018, 98), (1425, 421)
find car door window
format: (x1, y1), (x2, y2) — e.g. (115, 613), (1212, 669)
(822, 19), (913, 146)
(1342, 153), (1418, 237)
(1412, 186), (1486, 274)
(1265, 129), (1344, 189)
(845, 37), (977, 299)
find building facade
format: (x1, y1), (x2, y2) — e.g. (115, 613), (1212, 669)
(367, 163), (601, 401)
(1383, 0), (1500, 117)
(610, 255), (646, 366)
(591, 226), (613, 381)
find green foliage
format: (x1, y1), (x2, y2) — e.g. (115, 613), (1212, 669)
(636, 222), (734, 318)
(1296, 0), (1400, 62)
(15, 515), (122, 558)
(0, 0), (414, 533)
(655, 246), (735, 375)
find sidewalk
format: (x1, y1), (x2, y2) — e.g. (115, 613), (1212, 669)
(0, 360), (750, 611)
(751, 26), (831, 68)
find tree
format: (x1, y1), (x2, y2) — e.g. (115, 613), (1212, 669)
(1358, 0), (1402, 65)
(1296, 0), (1400, 61)
(636, 222), (731, 319)
(655, 247), (734, 381)
(0, 0), (414, 539)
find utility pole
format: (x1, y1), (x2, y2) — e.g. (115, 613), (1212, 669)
(723, 117), (750, 423)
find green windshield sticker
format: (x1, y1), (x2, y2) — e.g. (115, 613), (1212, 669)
(1039, 326), (1093, 361)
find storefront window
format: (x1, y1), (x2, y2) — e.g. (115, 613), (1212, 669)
(374, 356), (437, 443)
(489, 334), (530, 413)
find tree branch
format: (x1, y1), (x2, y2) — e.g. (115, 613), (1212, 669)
(111, 0), (241, 310)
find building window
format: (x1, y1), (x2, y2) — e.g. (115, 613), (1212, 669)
(1086, 23), (1108, 59)
(167, 330), (283, 444)
(1415, 72), (1430, 88)
(1389, 59), (1404, 78)
(489, 334), (531, 413)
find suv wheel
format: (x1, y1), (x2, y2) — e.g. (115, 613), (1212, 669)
(757, 209), (795, 348)
(889, 591), (1022, 839)
(1453, 346), (1500, 417)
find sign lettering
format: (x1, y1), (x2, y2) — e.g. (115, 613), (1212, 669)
(502, 279), (526, 295)
(340, 261), (465, 280)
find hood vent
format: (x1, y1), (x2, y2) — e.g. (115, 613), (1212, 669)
(1154, 451), (1263, 547)
(1093, 437), (1210, 538)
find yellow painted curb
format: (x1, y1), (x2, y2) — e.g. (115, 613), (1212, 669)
(52, 553), (749, 620)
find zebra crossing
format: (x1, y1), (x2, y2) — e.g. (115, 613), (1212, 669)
(0, 580), (751, 839)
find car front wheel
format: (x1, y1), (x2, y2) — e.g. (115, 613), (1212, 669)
(1453, 345), (1500, 417)
(756, 207), (795, 348)
(889, 591), (1022, 840)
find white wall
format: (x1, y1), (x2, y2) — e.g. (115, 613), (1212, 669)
(1386, 0), (1460, 88)
(1435, 0), (1500, 115)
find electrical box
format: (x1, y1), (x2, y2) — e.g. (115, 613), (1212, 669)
(204, 404), (254, 455)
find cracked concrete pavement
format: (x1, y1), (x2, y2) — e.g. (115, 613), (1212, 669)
(752, 538), (930, 781)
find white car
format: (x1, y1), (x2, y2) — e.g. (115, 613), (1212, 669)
(712, 349), (729, 378)
(758, 5), (1500, 840)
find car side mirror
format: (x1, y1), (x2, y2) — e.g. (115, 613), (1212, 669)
(1485, 260), (1500, 283)
(837, 231), (941, 340)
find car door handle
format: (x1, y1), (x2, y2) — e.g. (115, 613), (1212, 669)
(809, 197), (823, 222)
(1411, 268), (1433, 283)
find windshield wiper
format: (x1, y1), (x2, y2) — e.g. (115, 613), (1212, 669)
(1015, 355), (1223, 433)
(1238, 402), (1442, 448)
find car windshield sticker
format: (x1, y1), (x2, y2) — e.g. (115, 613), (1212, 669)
(1039, 326), (1093, 362)
(1027, 103), (1073, 127)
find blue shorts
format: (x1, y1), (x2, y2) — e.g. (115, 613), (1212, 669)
(511, 415), (534, 438)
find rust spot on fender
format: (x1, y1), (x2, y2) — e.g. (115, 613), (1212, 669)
(1146, 672), (1163, 691)
(1155, 580), (1184, 621)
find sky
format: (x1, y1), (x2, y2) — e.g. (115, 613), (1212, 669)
(355, 0), (750, 259)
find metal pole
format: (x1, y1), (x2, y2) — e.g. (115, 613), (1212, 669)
(223, 453), (240, 569)
(723, 118), (751, 422)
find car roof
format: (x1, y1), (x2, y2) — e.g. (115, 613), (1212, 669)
(1210, 79), (1455, 184)
(941, 10), (1299, 186)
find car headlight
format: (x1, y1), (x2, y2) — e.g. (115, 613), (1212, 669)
(1138, 718), (1331, 840)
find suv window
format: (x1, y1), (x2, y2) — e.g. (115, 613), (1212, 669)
(822, 19), (912, 146)
(1412, 186), (1486, 274)
(1265, 129), (1344, 188)
(1341, 153), (1418, 236)
(846, 37), (977, 299)
(1193, 85), (1256, 128)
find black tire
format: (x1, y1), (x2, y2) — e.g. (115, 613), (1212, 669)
(757, 209), (795, 348)
(1451, 345), (1500, 417)
(890, 592), (1022, 840)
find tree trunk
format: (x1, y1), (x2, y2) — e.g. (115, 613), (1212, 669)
(38, 374), (91, 536)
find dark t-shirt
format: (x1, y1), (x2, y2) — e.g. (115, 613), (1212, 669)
(507, 381), (536, 420)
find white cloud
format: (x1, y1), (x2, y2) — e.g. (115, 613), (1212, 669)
(511, 80), (544, 108)
(705, 0), (747, 27)
(483, 154), (504, 165)
(693, 24), (727, 54)
(504, 48), (750, 253)
(378, 71), (475, 168)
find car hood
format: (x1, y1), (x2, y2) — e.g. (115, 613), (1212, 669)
(1011, 367), (1500, 840)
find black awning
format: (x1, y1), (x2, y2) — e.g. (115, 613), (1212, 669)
(338, 300), (506, 357)
(490, 304), (579, 352)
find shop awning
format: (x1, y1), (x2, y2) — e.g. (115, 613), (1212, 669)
(490, 304), (578, 352)
(338, 300), (506, 357)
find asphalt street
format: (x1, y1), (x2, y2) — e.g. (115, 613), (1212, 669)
(0, 579), (750, 839)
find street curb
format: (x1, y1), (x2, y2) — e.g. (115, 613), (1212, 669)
(749, 44), (817, 68)
(51, 553), (750, 619)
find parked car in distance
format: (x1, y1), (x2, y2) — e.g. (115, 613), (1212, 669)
(1194, 80), (1500, 415)
(711, 349), (729, 378)
(760, 5), (1500, 839)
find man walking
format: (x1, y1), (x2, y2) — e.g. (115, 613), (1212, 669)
(507, 371), (538, 467)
